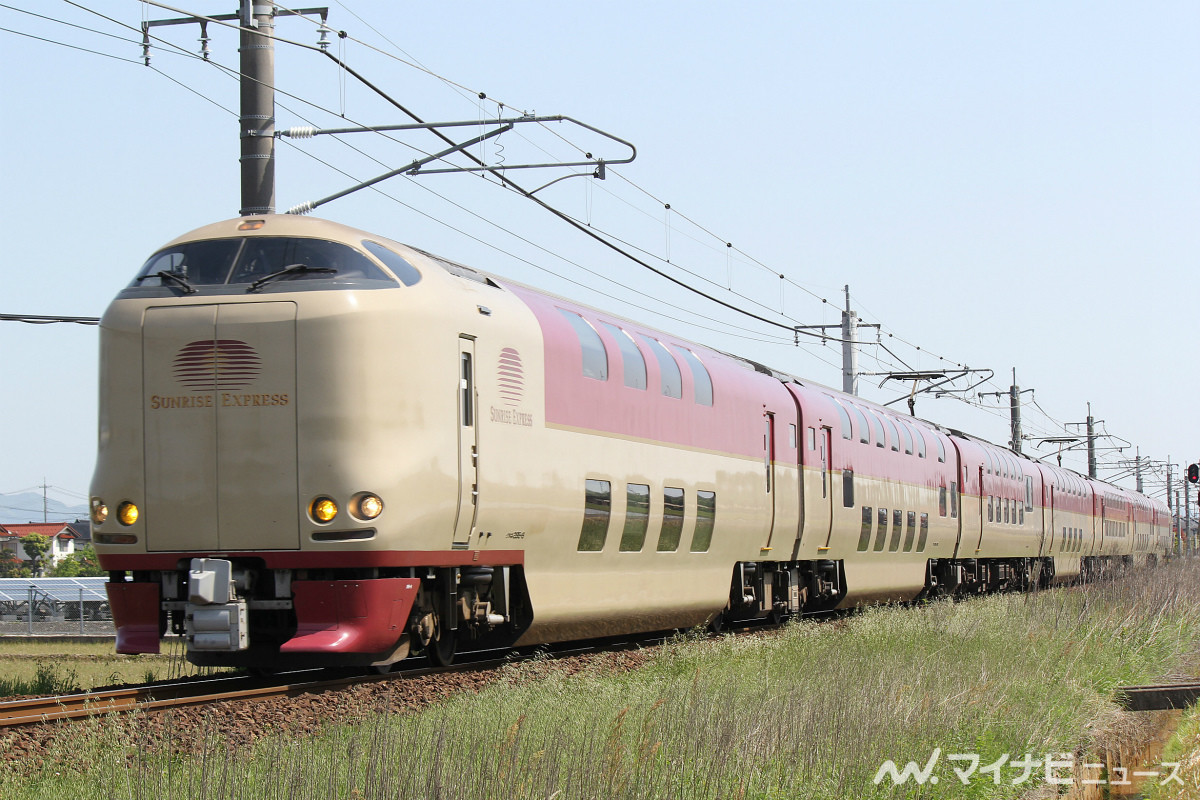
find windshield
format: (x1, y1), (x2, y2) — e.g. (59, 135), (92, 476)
(130, 237), (402, 290)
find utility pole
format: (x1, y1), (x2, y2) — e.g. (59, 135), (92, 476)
(793, 284), (878, 396)
(142, 3), (332, 216)
(1136, 448), (1143, 494)
(841, 286), (858, 396)
(980, 368), (1034, 453)
(239, 0), (276, 215)
(1086, 403), (1096, 479)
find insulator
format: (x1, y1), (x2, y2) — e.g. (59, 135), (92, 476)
(285, 201), (315, 216)
(199, 36), (211, 61)
(317, 23), (331, 51)
(280, 126), (317, 139)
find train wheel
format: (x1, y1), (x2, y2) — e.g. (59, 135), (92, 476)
(428, 627), (456, 667)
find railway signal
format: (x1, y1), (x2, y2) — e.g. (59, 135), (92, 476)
(1188, 463), (1199, 484)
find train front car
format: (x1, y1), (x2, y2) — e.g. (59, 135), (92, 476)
(90, 215), (530, 669)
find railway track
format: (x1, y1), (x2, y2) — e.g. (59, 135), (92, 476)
(0, 628), (722, 729)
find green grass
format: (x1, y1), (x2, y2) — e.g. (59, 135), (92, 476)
(8, 560), (1200, 799)
(0, 637), (234, 697)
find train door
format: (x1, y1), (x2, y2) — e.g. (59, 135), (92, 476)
(762, 412), (777, 549)
(1048, 485), (1056, 552)
(974, 465), (986, 553)
(452, 337), (478, 548)
(818, 426), (835, 548)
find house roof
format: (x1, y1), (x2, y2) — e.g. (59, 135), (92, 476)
(0, 523), (77, 539)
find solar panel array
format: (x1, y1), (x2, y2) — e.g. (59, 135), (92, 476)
(0, 577), (109, 603)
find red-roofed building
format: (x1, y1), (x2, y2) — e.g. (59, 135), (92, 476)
(0, 522), (78, 572)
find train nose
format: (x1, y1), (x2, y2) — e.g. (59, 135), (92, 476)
(141, 303), (300, 552)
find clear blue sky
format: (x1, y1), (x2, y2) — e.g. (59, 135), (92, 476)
(1, 1), (1196, 509)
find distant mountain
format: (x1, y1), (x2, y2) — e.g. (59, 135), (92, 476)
(0, 492), (88, 525)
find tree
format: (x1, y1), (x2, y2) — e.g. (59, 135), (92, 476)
(0, 549), (30, 578)
(50, 544), (105, 578)
(19, 534), (50, 576)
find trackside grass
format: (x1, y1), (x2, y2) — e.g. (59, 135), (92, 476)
(7, 559), (1200, 800)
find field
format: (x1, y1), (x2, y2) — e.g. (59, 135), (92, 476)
(0, 638), (230, 697)
(5, 559), (1200, 799)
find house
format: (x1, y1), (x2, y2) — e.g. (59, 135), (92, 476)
(0, 522), (78, 570)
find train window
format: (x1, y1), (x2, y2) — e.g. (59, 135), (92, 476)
(133, 239), (242, 286)
(691, 491), (716, 552)
(808, 427), (817, 450)
(857, 506), (873, 552)
(849, 405), (871, 444)
(918, 513), (929, 552)
(657, 488), (685, 552)
(875, 508), (888, 552)
(899, 422), (913, 455)
(1025, 477), (1034, 511)
(640, 337), (682, 399)
(833, 401), (853, 440)
(913, 426), (927, 459)
(361, 241), (422, 286)
(789, 424), (797, 449)
(939, 486), (947, 517)
(600, 323), (647, 390)
(558, 310), (608, 381)
(936, 437), (946, 463)
(988, 496), (994, 522)
(866, 411), (886, 448)
(884, 417), (901, 452)
(950, 482), (958, 517)
(620, 484), (650, 552)
(1019, 506), (1024, 525)
(672, 346), (714, 406)
(843, 470), (854, 508)
(577, 479), (611, 552)
(234, 237), (394, 287)
(890, 509), (903, 551)
(904, 511), (916, 551)
(1003, 499), (1009, 524)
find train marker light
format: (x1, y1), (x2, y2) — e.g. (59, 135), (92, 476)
(1188, 464), (1199, 484)
(116, 501), (140, 526)
(351, 493), (384, 521)
(90, 498), (109, 525)
(310, 496), (339, 523)
(237, 219), (265, 231)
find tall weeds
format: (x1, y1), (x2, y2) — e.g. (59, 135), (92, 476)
(9, 560), (1200, 800)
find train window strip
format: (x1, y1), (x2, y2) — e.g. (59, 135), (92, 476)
(640, 336), (683, 399)
(657, 487), (685, 552)
(883, 417), (901, 452)
(577, 479), (611, 552)
(600, 322), (647, 391)
(671, 345), (714, 407)
(866, 410), (886, 449)
(690, 491), (716, 552)
(857, 506), (873, 552)
(558, 309), (609, 381)
(832, 401), (853, 441)
(620, 484), (650, 552)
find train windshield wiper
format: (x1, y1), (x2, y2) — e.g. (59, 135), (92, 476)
(248, 263), (337, 293)
(144, 270), (197, 294)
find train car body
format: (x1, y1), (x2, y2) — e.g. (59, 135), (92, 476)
(90, 215), (1171, 669)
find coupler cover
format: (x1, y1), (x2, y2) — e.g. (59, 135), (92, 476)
(185, 558), (249, 652)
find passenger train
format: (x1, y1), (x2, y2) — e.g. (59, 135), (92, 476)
(90, 214), (1173, 669)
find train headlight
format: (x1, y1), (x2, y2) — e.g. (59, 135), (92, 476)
(90, 498), (109, 525)
(116, 501), (139, 526)
(310, 496), (338, 523)
(351, 493), (384, 521)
